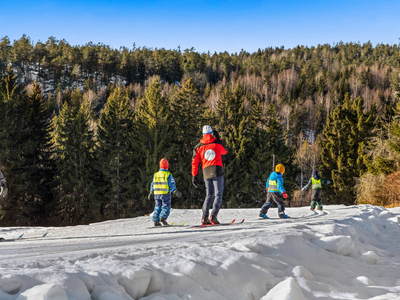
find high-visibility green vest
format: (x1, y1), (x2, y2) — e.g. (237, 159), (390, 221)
(268, 179), (279, 192)
(311, 178), (322, 189)
(153, 171), (171, 195)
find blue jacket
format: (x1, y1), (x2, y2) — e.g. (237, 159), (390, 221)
(150, 169), (177, 193)
(266, 171), (286, 193)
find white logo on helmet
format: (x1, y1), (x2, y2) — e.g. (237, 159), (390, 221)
(204, 149), (216, 161)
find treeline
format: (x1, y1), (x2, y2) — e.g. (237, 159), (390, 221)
(1, 35), (400, 226)
(1, 35), (399, 146)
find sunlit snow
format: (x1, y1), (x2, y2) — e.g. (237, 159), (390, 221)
(1, 205), (400, 299)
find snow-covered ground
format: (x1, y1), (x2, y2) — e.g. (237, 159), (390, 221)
(1, 205), (400, 300)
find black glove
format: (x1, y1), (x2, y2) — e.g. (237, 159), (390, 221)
(192, 176), (199, 188)
(172, 190), (182, 197)
(147, 191), (154, 201)
(213, 130), (220, 140)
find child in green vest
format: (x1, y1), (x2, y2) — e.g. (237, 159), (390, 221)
(148, 158), (182, 226)
(301, 169), (330, 211)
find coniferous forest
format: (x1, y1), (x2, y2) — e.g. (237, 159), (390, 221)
(1, 35), (400, 226)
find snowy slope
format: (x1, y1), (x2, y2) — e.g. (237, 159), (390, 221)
(1, 205), (400, 300)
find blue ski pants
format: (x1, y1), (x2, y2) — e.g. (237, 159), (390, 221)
(152, 193), (171, 222)
(203, 176), (224, 218)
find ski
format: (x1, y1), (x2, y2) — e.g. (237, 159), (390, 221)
(258, 214), (305, 220)
(0, 232), (47, 242)
(191, 219), (235, 228)
(190, 219), (245, 228)
(0, 233), (23, 242)
(147, 222), (186, 229)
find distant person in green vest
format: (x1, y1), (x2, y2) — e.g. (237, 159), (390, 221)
(148, 158), (182, 226)
(259, 164), (290, 219)
(301, 169), (330, 211)
(0, 170), (7, 198)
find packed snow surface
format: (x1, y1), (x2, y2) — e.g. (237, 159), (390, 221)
(1, 205), (400, 299)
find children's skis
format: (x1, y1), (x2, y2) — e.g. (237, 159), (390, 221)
(147, 222), (186, 229)
(0, 233), (24, 242)
(0, 232), (48, 242)
(258, 214), (305, 220)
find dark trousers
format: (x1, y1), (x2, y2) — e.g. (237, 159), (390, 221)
(261, 192), (285, 215)
(311, 189), (322, 209)
(203, 176), (224, 218)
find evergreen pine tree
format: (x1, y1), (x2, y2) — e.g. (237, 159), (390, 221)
(137, 78), (173, 212)
(97, 86), (138, 219)
(170, 78), (205, 207)
(0, 37), (11, 74)
(51, 100), (98, 225)
(223, 84), (252, 207)
(0, 66), (35, 225)
(26, 80), (55, 223)
(216, 86), (232, 127)
(320, 93), (375, 204)
(248, 103), (295, 207)
(84, 76), (92, 92)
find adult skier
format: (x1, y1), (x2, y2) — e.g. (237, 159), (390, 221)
(148, 158), (182, 226)
(192, 125), (227, 225)
(0, 170), (7, 198)
(259, 164), (290, 219)
(301, 169), (330, 211)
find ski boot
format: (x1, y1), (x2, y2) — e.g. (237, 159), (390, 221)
(210, 214), (220, 225)
(259, 211), (269, 219)
(317, 206), (323, 211)
(160, 218), (169, 226)
(310, 207), (315, 211)
(279, 213), (290, 219)
(202, 217), (212, 225)
(154, 221), (162, 227)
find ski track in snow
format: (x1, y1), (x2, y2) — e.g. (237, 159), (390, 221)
(1, 205), (400, 299)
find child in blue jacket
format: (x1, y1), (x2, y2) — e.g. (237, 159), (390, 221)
(148, 158), (182, 226)
(259, 164), (290, 219)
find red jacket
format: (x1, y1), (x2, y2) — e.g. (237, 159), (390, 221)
(192, 134), (228, 179)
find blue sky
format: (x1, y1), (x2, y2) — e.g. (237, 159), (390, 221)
(0, 0), (399, 53)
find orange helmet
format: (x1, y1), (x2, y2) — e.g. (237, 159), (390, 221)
(160, 158), (169, 170)
(276, 164), (285, 174)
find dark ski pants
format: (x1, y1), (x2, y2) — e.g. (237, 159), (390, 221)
(261, 192), (285, 215)
(153, 193), (171, 222)
(203, 176), (224, 219)
(311, 189), (322, 209)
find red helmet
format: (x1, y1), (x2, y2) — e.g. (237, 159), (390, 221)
(160, 158), (169, 170)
